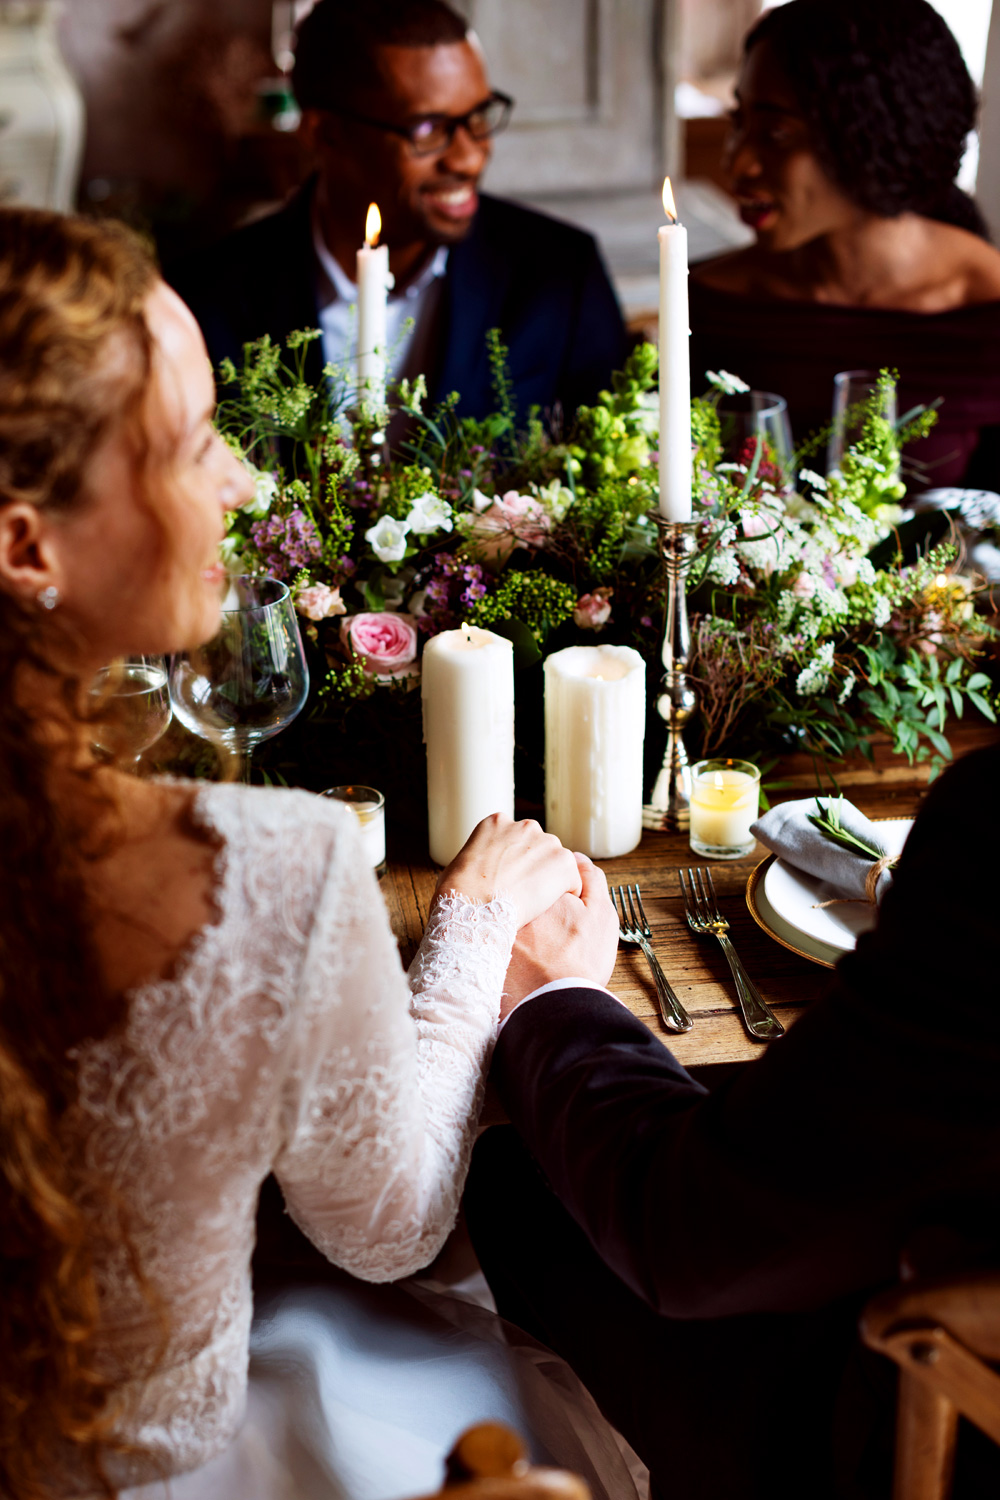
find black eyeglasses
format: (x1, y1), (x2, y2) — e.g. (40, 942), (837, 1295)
(326, 91), (514, 156)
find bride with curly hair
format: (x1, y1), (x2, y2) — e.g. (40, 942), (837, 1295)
(0, 206), (619, 1499)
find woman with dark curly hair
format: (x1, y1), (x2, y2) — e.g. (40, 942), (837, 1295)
(690, 0), (1000, 490)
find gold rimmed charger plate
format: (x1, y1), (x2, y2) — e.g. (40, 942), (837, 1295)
(745, 817), (913, 970)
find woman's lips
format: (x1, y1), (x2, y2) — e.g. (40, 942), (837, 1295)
(738, 200), (778, 231)
(203, 561), (227, 586)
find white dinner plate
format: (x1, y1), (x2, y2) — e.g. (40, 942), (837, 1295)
(746, 818), (913, 968)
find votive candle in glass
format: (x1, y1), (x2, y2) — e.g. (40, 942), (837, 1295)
(689, 759), (760, 860)
(322, 784), (386, 878)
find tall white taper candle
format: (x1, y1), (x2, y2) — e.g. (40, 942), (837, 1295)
(422, 625), (515, 866)
(356, 202), (391, 404)
(657, 178), (692, 522)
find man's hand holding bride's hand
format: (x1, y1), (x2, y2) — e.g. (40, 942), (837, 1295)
(501, 854), (619, 1019)
(437, 813), (583, 928)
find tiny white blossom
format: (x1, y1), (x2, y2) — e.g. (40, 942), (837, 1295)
(798, 468), (827, 492)
(365, 515), (410, 563)
(532, 478), (575, 523)
(855, 558), (877, 586)
(706, 369), (750, 395)
(837, 672), (856, 705)
(405, 491), (454, 536)
(872, 595), (891, 627)
(242, 463), (278, 519)
(795, 640), (835, 697)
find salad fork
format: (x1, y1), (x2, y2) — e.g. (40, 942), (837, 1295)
(679, 867), (784, 1042)
(612, 883), (693, 1034)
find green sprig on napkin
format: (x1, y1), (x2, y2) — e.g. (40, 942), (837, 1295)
(806, 798), (897, 869)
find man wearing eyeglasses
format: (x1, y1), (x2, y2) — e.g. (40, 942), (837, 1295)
(170, 0), (626, 424)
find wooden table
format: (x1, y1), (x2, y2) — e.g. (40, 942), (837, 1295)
(382, 723), (996, 1069)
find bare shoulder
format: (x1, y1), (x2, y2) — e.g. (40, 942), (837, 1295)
(921, 219), (1000, 307)
(690, 246), (764, 296)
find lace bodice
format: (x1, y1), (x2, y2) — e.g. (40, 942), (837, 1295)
(61, 783), (516, 1493)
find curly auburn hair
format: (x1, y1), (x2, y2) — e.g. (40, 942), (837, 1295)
(0, 207), (157, 1498)
(747, 0), (988, 239)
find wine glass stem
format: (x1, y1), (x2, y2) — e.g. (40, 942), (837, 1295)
(239, 747), (253, 784)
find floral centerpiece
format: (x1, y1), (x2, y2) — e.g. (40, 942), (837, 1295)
(216, 333), (996, 794)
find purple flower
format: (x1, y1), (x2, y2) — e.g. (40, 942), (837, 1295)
(821, 554), (838, 591)
(250, 508), (323, 581)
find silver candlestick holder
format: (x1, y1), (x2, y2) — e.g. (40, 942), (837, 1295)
(643, 517), (699, 831)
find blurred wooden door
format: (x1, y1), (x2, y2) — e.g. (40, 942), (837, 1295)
(454, 0), (676, 197)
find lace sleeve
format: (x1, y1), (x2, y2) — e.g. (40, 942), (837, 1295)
(273, 816), (516, 1283)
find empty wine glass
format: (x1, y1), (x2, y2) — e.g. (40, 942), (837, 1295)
(716, 391), (794, 492)
(90, 654), (171, 767)
(826, 369), (897, 476)
(169, 576), (310, 783)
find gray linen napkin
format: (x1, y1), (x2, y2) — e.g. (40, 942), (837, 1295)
(750, 797), (894, 904)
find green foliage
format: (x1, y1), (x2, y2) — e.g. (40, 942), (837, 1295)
(468, 569), (576, 647)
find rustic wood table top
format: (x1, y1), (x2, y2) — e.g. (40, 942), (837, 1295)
(381, 722), (996, 1069)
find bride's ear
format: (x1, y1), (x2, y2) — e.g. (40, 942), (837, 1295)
(0, 503), (63, 607)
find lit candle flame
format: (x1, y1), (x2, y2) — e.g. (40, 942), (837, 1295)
(662, 177), (678, 224)
(365, 202), (382, 247)
(713, 771), (725, 791)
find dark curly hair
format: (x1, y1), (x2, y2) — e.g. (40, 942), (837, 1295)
(293, 0), (468, 112)
(747, 0), (988, 239)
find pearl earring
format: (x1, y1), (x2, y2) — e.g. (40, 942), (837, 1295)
(37, 585), (59, 611)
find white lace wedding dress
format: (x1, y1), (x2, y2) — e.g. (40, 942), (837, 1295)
(61, 782), (643, 1500)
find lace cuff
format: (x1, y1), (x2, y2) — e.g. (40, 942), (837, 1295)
(407, 891), (518, 1030)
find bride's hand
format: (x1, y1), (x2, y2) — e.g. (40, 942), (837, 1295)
(436, 813), (583, 928)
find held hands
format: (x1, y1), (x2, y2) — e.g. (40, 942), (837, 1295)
(436, 813), (583, 928)
(502, 854), (620, 1019)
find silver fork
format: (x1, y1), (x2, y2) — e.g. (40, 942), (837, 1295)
(679, 867), (784, 1043)
(612, 883), (693, 1034)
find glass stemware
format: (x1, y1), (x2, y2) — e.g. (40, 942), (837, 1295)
(168, 576), (310, 783)
(826, 369), (898, 477)
(716, 391), (795, 493)
(89, 654), (171, 767)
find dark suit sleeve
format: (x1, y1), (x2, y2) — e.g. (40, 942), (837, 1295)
(491, 745), (1000, 1320)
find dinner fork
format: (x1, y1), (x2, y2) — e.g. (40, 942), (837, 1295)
(612, 883), (693, 1034)
(679, 867), (785, 1043)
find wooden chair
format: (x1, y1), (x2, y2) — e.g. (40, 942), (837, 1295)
(408, 1422), (591, 1500)
(860, 1268), (1000, 1500)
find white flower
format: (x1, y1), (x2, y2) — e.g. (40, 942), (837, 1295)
(244, 463), (278, 519)
(707, 547), (741, 586)
(365, 515), (410, 563)
(218, 534), (243, 565)
(405, 491), (453, 536)
(634, 390), (660, 438)
(532, 478), (575, 523)
(855, 558), (877, 586)
(795, 640), (835, 697)
(706, 369), (750, 395)
(798, 468), (827, 492)
(837, 672), (856, 705)
(872, 595), (892, 627)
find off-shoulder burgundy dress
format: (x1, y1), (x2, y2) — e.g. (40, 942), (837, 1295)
(689, 277), (1000, 491)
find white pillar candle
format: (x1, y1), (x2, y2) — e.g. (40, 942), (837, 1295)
(422, 625), (515, 866)
(544, 645), (646, 860)
(657, 178), (692, 523)
(689, 759), (760, 858)
(356, 201), (392, 404)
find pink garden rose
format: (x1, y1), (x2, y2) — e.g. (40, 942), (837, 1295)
(340, 611), (419, 676)
(467, 488), (552, 566)
(573, 588), (613, 630)
(296, 583), (346, 622)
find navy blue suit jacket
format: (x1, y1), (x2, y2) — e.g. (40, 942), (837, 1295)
(167, 183), (626, 424)
(491, 742), (1000, 1321)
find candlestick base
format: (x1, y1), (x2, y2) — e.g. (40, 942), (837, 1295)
(642, 518), (699, 832)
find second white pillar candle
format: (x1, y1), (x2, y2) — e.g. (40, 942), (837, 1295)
(422, 625), (515, 866)
(544, 644), (646, 859)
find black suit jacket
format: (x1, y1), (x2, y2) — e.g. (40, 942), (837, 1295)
(167, 183), (626, 424)
(492, 742), (1000, 1320)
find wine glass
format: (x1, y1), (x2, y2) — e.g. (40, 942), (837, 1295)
(716, 391), (795, 492)
(89, 654), (172, 767)
(168, 576), (310, 782)
(826, 369), (897, 476)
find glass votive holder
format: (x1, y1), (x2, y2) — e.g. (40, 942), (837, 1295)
(689, 759), (761, 860)
(321, 785), (386, 878)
